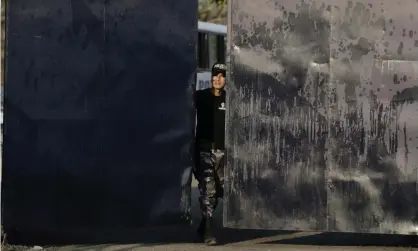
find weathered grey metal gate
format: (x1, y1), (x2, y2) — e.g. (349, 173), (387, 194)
(2, 0), (196, 232)
(225, 0), (418, 234)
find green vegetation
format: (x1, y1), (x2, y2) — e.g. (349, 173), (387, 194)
(198, 0), (227, 24)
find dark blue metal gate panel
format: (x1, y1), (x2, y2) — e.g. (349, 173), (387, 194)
(225, 0), (418, 234)
(2, 0), (196, 232)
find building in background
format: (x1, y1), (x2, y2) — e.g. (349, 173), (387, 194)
(196, 0), (227, 90)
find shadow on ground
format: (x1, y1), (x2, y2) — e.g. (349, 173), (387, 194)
(4, 183), (418, 248)
(4, 184), (285, 247)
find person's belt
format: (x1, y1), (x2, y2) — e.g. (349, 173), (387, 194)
(211, 143), (224, 151)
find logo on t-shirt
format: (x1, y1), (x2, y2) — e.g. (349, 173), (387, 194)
(219, 102), (226, 110)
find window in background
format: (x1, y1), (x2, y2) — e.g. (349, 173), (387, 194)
(208, 34), (218, 67)
(197, 32), (209, 69)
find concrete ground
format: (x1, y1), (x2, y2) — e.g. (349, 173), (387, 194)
(3, 178), (418, 251)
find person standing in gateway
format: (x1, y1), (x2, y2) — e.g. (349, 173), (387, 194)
(193, 62), (227, 245)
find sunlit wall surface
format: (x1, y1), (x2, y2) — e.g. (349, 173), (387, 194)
(225, 0), (418, 235)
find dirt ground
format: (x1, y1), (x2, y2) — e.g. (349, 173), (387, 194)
(2, 179), (418, 251)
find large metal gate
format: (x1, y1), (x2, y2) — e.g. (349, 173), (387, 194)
(225, 0), (418, 234)
(2, 0), (196, 232)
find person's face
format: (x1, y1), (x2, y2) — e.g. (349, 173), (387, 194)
(212, 73), (225, 90)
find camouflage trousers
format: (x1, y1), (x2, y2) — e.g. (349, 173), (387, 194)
(193, 149), (225, 218)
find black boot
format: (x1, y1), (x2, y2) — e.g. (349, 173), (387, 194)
(196, 217), (206, 238)
(203, 217), (217, 245)
(196, 217), (217, 245)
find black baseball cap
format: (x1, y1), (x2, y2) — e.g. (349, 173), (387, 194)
(212, 62), (226, 77)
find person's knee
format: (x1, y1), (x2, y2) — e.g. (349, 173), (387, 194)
(204, 179), (217, 197)
(199, 192), (217, 207)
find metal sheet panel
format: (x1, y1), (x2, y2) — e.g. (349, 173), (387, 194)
(328, 0), (418, 233)
(2, 0), (196, 232)
(225, 0), (418, 234)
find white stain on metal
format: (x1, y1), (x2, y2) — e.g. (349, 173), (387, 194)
(225, 0), (418, 234)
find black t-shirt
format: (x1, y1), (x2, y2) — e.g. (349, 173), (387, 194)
(195, 88), (226, 150)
